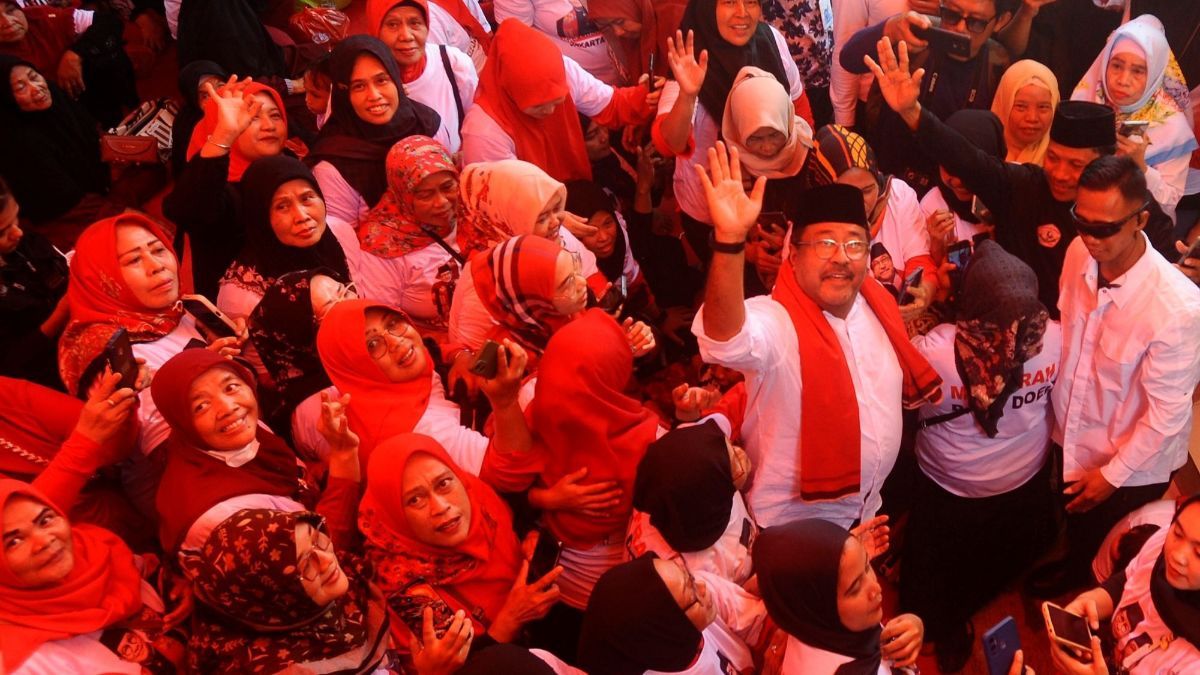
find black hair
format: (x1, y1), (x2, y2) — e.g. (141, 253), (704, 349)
(992, 0), (1020, 16)
(1077, 155), (1147, 205)
(0, 176), (10, 213)
(1113, 523), (1162, 574)
(306, 52), (332, 82)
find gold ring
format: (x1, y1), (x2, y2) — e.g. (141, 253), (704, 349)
(106, 398), (117, 407)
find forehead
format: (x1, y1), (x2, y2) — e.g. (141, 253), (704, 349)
(273, 178), (317, 199)
(188, 367), (242, 395)
(1109, 51), (1147, 67)
(1013, 84), (1052, 102)
(836, 537), (865, 588)
(837, 168), (876, 189)
(351, 53), (388, 78)
(402, 452), (452, 486)
(115, 223), (160, 249)
(1046, 143), (1100, 163)
(252, 92), (280, 112)
(945, 0), (997, 16)
(384, 4), (425, 21)
(802, 221), (869, 239)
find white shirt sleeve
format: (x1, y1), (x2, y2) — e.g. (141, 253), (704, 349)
(830, 0), (908, 125)
(564, 55), (615, 117)
(72, 8), (94, 35)
(312, 161), (369, 223)
(164, 0), (180, 38)
(425, 1), (474, 54)
(492, 0), (535, 24)
(1143, 153), (1188, 222)
(692, 296), (796, 375)
(460, 107), (519, 165)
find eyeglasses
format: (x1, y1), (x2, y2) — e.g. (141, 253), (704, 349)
(297, 521), (334, 582)
(554, 251), (585, 299)
(939, 4), (995, 33)
(365, 312), (413, 360)
(793, 238), (870, 261)
(1069, 201), (1148, 239)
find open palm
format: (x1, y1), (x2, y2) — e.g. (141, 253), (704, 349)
(863, 36), (925, 120)
(695, 142), (765, 242)
(666, 30), (709, 97)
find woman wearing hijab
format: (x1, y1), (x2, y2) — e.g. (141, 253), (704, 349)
(579, 553), (765, 674)
(903, 241), (1058, 672)
(309, 35), (442, 223)
(217, 155), (358, 324)
(150, 348), (361, 557)
(1072, 14), (1197, 220)
(359, 433), (561, 666)
(0, 479), (184, 674)
(354, 135), (465, 332)
(917, 110), (1007, 266)
(564, 179), (653, 311)
(1051, 494), (1200, 674)
(0, 57), (119, 249)
(248, 268), (358, 460)
(653, 0), (809, 262)
(722, 65), (818, 199)
(587, 0), (688, 82)
(460, 19), (658, 182)
(366, 0), (479, 153)
(163, 76), (290, 297)
(170, 60), (228, 175)
(181, 508), (391, 674)
(315, 298), (530, 471)
(754, 519), (925, 673)
(990, 59), (1059, 166)
(628, 419), (755, 586)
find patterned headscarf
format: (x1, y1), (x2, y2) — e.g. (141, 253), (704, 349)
(954, 240), (1049, 438)
(812, 124), (891, 231)
(358, 135), (461, 259)
(456, 159), (567, 258)
(468, 235), (571, 355)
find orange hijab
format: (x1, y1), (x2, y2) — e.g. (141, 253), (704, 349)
(0, 479), (143, 669)
(475, 19), (592, 182)
(184, 81), (287, 182)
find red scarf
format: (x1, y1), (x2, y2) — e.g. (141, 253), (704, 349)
(470, 236), (571, 356)
(316, 299), (432, 465)
(771, 259), (942, 501)
(358, 135), (460, 259)
(359, 434), (521, 646)
(475, 20), (592, 182)
(58, 214), (183, 395)
(0, 480), (143, 669)
(184, 82), (287, 182)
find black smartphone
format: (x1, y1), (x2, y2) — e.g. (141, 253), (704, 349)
(180, 294), (238, 339)
(898, 267), (924, 305)
(1042, 602), (1093, 654)
(1180, 236), (1200, 261)
(527, 529), (563, 583)
(914, 24), (971, 59)
(470, 339), (500, 379)
(647, 53), (657, 92)
(78, 328), (138, 399)
(983, 616), (1021, 675)
(597, 277), (627, 314)
(971, 195), (993, 223)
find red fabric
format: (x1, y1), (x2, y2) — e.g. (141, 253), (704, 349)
(475, 19), (592, 182)
(365, 0), (429, 82)
(902, 253), (939, 292)
(149, 349), (316, 552)
(792, 91), (814, 129)
(469, 235), (571, 355)
(315, 299), (432, 465)
(366, 0), (490, 51)
(771, 260), (942, 501)
(184, 82), (287, 182)
(650, 113), (694, 158)
(0, 7), (76, 74)
(588, 81), (654, 130)
(58, 214), (183, 395)
(527, 309), (661, 547)
(586, 0), (686, 79)
(709, 382), (747, 444)
(0, 377), (82, 479)
(0, 479), (143, 670)
(358, 433), (521, 645)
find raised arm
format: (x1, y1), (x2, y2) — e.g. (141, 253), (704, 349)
(659, 30), (709, 156)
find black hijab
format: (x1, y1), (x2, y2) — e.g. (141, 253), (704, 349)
(310, 36), (441, 208)
(176, 0), (286, 79)
(754, 519), (882, 675)
(171, 60), (229, 174)
(1150, 495), (1200, 647)
(579, 555), (703, 675)
(228, 156), (351, 293)
(458, 644), (556, 675)
(938, 109), (1007, 223)
(565, 179), (628, 283)
(633, 419), (736, 553)
(679, 0), (788, 120)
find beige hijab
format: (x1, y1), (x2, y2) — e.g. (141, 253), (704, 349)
(722, 66), (812, 179)
(990, 60), (1060, 165)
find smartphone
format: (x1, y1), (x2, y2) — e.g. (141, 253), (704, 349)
(914, 24), (971, 59)
(470, 339), (500, 379)
(898, 267), (924, 305)
(78, 328), (139, 399)
(527, 529), (564, 583)
(983, 616), (1021, 675)
(647, 53), (657, 92)
(1118, 120), (1150, 137)
(971, 195), (993, 223)
(1043, 602), (1093, 654)
(389, 580), (455, 643)
(180, 294), (238, 339)
(946, 239), (972, 290)
(597, 278), (627, 314)
(1182, 236), (1200, 261)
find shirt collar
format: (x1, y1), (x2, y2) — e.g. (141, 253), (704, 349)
(1080, 232), (1154, 310)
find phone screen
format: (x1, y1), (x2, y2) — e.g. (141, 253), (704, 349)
(470, 340), (500, 379)
(947, 241), (972, 272)
(899, 267), (924, 304)
(1045, 604), (1091, 649)
(527, 530), (563, 583)
(181, 298), (238, 339)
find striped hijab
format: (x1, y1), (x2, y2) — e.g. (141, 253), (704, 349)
(469, 235), (569, 355)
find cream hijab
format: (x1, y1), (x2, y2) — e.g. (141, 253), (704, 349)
(722, 66), (813, 179)
(990, 60), (1060, 165)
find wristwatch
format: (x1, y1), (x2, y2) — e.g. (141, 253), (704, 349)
(709, 231), (746, 254)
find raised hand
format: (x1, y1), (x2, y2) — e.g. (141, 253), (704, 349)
(411, 608), (473, 675)
(317, 392), (358, 453)
(863, 36), (926, 130)
(666, 30), (709, 98)
(694, 141), (766, 244)
(478, 339), (528, 408)
(203, 75), (263, 147)
(672, 383), (721, 422)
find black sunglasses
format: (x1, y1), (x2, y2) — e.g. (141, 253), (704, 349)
(1069, 201), (1148, 239)
(939, 5), (994, 33)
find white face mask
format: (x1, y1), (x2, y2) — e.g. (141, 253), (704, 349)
(203, 437), (262, 467)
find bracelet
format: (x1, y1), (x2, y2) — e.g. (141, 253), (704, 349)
(709, 231), (746, 254)
(205, 135), (231, 150)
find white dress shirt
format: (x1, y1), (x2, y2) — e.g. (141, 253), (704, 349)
(1053, 234), (1200, 487)
(693, 294), (903, 528)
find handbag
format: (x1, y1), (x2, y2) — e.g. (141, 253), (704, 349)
(101, 98), (179, 164)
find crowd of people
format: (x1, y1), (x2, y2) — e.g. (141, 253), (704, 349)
(2, 0), (1200, 672)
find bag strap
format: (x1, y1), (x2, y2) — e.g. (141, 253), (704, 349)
(418, 223), (467, 266)
(916, 407), (970, 430)
(440, 44), (465, 126)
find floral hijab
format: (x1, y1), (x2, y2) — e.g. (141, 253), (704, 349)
(358, 135), (462, 259)
(456, 159), (567, 258)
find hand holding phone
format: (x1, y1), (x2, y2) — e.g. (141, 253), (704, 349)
(913, 24), (971, 58)
(983, 616), (1021, 675)
(1043, 602), (1093, 654)
(470, 340), (500, 379)
(180, 294), (239, 340)
(78, 328), (139, 399)
(898, 267), (924, 305)
(526, 529), (564, 583)
(1118, 120), (1149, 137)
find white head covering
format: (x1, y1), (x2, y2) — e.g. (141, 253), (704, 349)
(1080, 15), (1170, 114)
(721, 66), (812, 179)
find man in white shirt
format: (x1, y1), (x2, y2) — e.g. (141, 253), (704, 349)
(1031, 155), (1200, 597)
(690, 142), (942, 529)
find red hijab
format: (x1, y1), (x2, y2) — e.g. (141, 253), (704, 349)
(316, 299), (432, 464)
(58, 214), (184, 395)
(0, 479), (143, 669)
(475, 19), (592, 182)
(470, 235), (571, 356)
(587, 0), (686, 80)
(150, 349), (315, 553)
(366, 0), (490, 56)
(529, 309), (661, 548)
(184, 82), (287, 182)
(359, 434), (521, 642)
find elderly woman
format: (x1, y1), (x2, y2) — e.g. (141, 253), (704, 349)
(990, 59), (1059, 165)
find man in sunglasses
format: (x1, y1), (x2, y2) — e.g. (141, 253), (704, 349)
(690, 144), (943, 531)
(838, 0), (1017, 193)
(865, 37), (1178, 317)
(1038, 155), (1200, 597)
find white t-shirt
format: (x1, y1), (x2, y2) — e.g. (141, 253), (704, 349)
(692, 294), (904, 529)
(460, 54), (616, 166)
(405, 43), (478, 153)
(782, 634), (898, 675)
(658, 26), (803, 224)
(314, 128), (454, 222)
(1092, 499), (1176, 583)
(353, 229), (462, 324)
(912, 321), (1062, 498)
(491, 0), (617, 83)
(626, 491), (756, 586)
(426, 0), (491, 69)
(917, 187), (991, 250)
